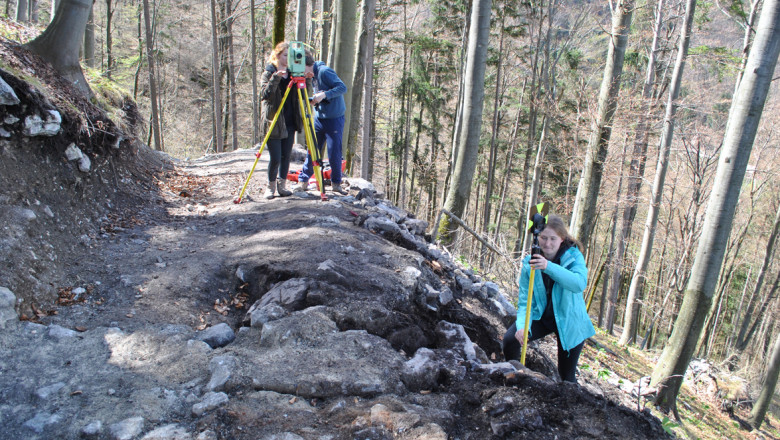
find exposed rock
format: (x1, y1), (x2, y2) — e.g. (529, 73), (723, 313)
(48, 324), (78, 339)
(192, 392), (228, 416)
(140, 424), (193, 440)
(0, 75), (20, 105)
(195, 322), (235, 348)
(0, 286), (17, 329)
(81, 420), (103, 438)
(206, 355), (237, 392)
(22, 110), (61, 136)
(109, 416), (145, 440)
(23, 412), (62, 433)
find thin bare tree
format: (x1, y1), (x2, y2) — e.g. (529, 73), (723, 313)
(569, 0), (634, 250)
(651, 0), (780, 413)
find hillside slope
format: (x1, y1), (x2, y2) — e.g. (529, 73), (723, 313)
(0, 37), (718, 440)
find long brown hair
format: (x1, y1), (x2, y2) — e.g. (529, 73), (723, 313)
(543, 215), (582, 251)
(268, 42), (288, 67)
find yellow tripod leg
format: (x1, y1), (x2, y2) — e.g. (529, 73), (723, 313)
(297, 87), (327, 201)
(520, 269), (536, 365)
(234, 84), (293, 204)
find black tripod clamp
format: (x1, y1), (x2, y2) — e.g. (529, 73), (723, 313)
(529, 212), (546, 257)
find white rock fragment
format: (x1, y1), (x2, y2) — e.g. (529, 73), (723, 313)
(23, 110), (61, 136)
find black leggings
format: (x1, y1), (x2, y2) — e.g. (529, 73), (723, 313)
(503, 321), (585, 383)
(267, 127), (296, 182)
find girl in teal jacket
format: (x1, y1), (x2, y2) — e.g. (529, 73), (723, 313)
(502, 215), (595, 383)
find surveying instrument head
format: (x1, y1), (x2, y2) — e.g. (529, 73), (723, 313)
(288, 41), (306, 76)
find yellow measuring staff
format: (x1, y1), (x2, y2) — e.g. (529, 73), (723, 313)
(520, 267), (536, 365)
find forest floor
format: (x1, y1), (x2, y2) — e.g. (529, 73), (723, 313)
(1, 30), (779, 439)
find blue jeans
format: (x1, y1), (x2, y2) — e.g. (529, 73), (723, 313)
(299, 115), (344, 184)
(267, 126), (295, 182)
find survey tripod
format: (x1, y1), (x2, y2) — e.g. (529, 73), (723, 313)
(233, 74), (328, 203)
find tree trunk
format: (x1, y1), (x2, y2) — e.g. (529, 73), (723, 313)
(141, 0), (162, 151)
(50, 0), (61, 23)
(105, 0), (114, 78)
(133, 6), (142, 99)
(295, 0), (307, 40)
(750, 332), (780, 429)
(438, 0), (491, 242)
(29, 0), (38, 22)
(83, 4), (95, 68)
(25, 0), (92, 97)
(15, 0), (27, 22)
(226, 0), (238, 151)
(319, 0), (332, 62)
(569, 0), (633, 250)
(737, 200), (780, 350)
(210, 0), (224, 153)
(359, 0), (376, 181)
(348, 0), (374, 179)
(480, 5), (506, 268)
(333, 0), (357, 172)
(250, 0), (258, 146)
(605, 139), (630, 333)
(493, 104), (524, 247)
(617, 0), (666, 347)
(651, 0), (780, 413)
(733, 0), (761, 97)
(272, 0), (286, 47)
(623, 0), (698, 355)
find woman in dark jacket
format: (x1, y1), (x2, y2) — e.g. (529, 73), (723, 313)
(259, 42), (310, 199)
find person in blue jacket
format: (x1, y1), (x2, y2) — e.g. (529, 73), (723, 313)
(503, 215), (595, 383)
(295, 55), (348, 195)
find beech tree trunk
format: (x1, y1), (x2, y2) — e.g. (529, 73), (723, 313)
(751, 332), (780, 429)
(624, 0), (698, 356)
(618, 0), (666, 346)
(333, 0), (357, 171)
(438, 0), (491, 241)
(49, 0), (61, 22)
(30, 0), (39, 22)
(210, 0), (224, 153)
(226, 0), (238, 151)
(15, 0), (27, 22)
(651, 0), (780, 413)
(83, 4), (95, 68)
(359, 0), (376, 181)
(105, 0), (114, 77)
(250, 0), (258, 146)
(319, 0), (332, 62)
(569, 0), (633, 250)
(736, 176), (780, 350)
(141, 0), (162, 151)
(25, 0), (92, 97)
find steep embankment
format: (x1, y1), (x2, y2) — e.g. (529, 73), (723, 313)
(0, 38), (671, 439)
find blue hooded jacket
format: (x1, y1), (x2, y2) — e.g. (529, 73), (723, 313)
(516, 246), (595, 352)
(312, 61), (347, 120)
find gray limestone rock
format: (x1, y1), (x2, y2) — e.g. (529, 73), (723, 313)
(195, 323), (235, 349)
(0, 286), (18, 329)
(192, 392), (228, 417)
(0, 76), (20, 105)
(22, 110), (61, 136)
(110, 416), (145, 440)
